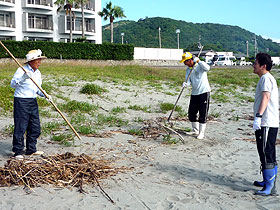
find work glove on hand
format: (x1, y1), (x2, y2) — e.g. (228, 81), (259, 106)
(193, 57), (200, 63)
(253, 117), (262, 131)
(182, 82), (188, 88)
(45, 94), (52, 103)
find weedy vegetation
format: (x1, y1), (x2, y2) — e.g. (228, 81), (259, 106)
(80, 83), (108, 95)
(0, 62), (271, 145)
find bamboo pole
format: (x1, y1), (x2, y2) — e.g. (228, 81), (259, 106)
(0, 41), (82, 140)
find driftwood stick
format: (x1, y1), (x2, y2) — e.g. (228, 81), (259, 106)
(155, 122), (185, 143)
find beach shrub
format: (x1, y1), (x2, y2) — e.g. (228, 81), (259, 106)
(80, 84), (108, 95)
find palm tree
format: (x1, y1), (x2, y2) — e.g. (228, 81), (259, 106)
(55, 0), (75, 43)
(98, 1), (126, 43)
(74, 0), (90, 38)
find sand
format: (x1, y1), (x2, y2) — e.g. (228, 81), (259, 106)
(0, 65), (279, 210)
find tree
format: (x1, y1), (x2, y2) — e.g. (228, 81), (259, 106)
(98, 1), (126, 43)
(55, 0), (75, 43)
(74, 0), (90, 38)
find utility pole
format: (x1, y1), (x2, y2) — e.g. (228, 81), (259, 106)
(176, 29), (180, 49)
(246, 41), (249, 57)
(121, 33), (124, 44)
(254, 35), (258, 57)
(198, 34), (202, 49)
(158, 27), (161, 48)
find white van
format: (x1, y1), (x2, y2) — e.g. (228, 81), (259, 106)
(214, 56), (236, 66)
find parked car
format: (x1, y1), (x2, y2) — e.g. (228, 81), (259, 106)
(237, 57), (252, 66)
(214, 56), (236, 66)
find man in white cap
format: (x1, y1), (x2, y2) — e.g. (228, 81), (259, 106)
(10, 49), (51, 159)
(180, 52), (211, 139)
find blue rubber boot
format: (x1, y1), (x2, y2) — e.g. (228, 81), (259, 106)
(254, 164), (278, 188)
(271, 165), (278, 195)
(255, 168), (276, 196)
(254, 179), (264, 187)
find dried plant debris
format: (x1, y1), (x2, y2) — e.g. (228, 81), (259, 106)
(0, 152), (127, 203)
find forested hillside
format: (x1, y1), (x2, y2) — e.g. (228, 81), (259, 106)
(102, 17), (280, 56)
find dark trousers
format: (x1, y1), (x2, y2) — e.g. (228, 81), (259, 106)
(12, 97), (41, 155)
(188, 92), (210, 124)
(255, 127), (278, 169)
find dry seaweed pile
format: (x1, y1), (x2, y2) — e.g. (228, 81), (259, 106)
(140, 118), (185, 143)
(0, 152), (124, 202)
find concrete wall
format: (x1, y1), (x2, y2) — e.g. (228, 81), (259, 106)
(272, 57), (280, 65)
(134, 47), (183, 60)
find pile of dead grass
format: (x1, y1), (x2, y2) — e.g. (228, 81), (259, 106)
(0, 152), (126, 202)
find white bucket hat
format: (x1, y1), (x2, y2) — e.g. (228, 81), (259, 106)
(25, 49), (47, 63)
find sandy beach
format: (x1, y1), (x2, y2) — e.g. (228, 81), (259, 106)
(0, 63), (279, 210)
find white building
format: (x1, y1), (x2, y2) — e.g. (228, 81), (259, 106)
(272, 57), (280, 65)
(0, 0), (102, 43)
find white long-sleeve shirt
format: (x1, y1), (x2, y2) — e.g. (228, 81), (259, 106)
(185, 61), (211, 95)
(11, 64), (42, 98)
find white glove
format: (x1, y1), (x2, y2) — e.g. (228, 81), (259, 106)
(253, 117), (261, 131)
(193, 57), (199, 63)
(45, 94), (52, 102)
(182, 82), (188, 88)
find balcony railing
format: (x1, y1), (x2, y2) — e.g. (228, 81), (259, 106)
(27, 0), (52, 7)
(0, 0), (15, 3)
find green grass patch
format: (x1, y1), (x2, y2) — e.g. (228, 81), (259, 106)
(80, 83), (108, 95)
(128, 129), (143, 136)
(95, 114), (128, 127)
(41, 121), (62, 135)
(3, 124), (14, 135)
(58, 100), (98, 113)
(163, 134), (178, 144)
(211, 93), (230, 103)
(0, 85), (14, 113)
(159, 103), (182, 113)
(111, 106), (126, 114)
(133, 117), (144, 122)
(51, 133), (75, 146)
(128, 105), (150, 112)
(76, 125), (97, 135)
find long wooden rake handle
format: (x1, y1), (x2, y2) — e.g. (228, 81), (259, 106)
(0, 41), (82, 140)
(167, 46), (204, 122)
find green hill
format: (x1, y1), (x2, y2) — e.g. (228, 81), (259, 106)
(102, 17), (280, 56)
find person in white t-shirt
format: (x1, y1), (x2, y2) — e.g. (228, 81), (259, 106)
(180, 52), (211, 139)
(252, 53), (279, 196)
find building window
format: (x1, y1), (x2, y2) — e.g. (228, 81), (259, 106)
(0, 13), (12, 27)
(86, 19), (94, 32)
(28, 14), (52, 29)
(75, 19), (82, 31)
(66, 17), (75, 31)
